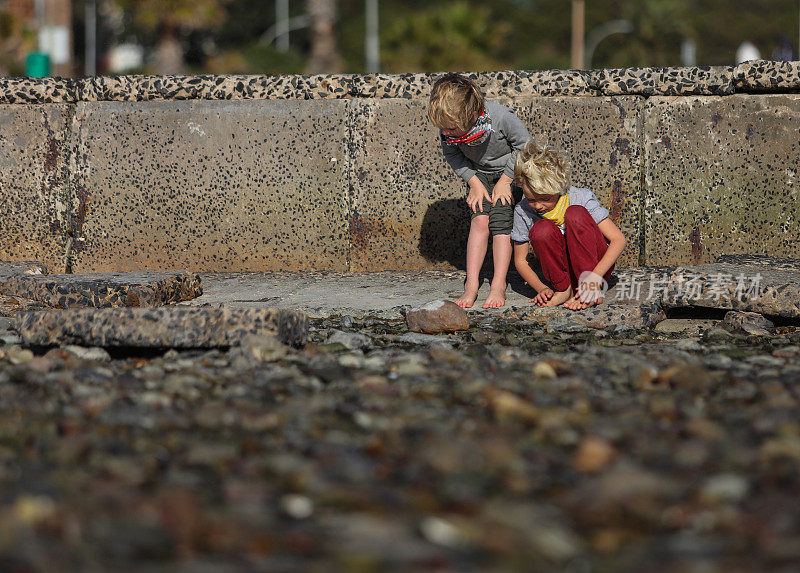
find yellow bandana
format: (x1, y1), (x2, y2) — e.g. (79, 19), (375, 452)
(542, 194), (570, 226)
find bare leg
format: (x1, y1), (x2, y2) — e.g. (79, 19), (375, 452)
(456, 216), (490, 308)
(545, 286), (574, 307)
(484, 233), (511, 308)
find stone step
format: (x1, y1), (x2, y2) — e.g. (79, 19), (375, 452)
(16, 307), (308, 349)
(0, 264), (202, 308)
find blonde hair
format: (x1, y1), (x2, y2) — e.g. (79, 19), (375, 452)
(514, 140), (571, 197)
(427, 73), (485, 132)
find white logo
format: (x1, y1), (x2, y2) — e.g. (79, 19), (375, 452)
(578, 271), (609, 304)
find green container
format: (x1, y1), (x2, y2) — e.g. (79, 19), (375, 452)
(26, 52), (51, 77)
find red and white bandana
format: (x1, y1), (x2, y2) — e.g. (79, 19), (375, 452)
(441, 108), (493, 146)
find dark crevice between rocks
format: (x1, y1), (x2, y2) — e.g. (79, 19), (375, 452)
(26, 345), (232, 360)
(663, 305), (800, 327)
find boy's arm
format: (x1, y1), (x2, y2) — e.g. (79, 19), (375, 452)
(592, 218), (626, 278)
(497, 108), (532, 179)
(513, 242), (549, 293)
(441, 141), (477, 183)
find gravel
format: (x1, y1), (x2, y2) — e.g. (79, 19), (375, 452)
(0, 312), (799, 570)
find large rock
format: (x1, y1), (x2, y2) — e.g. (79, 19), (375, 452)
(406, 300), (468, 334)
(660, 261), (800, 318)
(522, 302), (665, 331)
(722, 311), (773, 336)
(0, 270), (202, 308)
(16, 307), (307, 348)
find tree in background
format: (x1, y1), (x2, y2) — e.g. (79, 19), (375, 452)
(588, 0), (690, 67)
(306, 0), (340, 73)
(67, 0), (800, 76)
(116, 0), (229, 74)
(0, 7), (36, 76)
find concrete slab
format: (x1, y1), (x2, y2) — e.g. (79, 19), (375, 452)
(0, 105), (73, 272)
(0, 268), (201, 308)
(643, 94), (800, 265)
(183, 269), (653, 320)
(348, 96), (643, 272)
(660, 262), (800, 318)
(16, 307), (308, 348)
(68, 100), (350, 272)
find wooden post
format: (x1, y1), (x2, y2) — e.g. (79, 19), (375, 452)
(571, 0), (585, 70)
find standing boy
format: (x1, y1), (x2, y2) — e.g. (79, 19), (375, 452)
(427, 73), (531, 308)
(511, 140), (626, 309)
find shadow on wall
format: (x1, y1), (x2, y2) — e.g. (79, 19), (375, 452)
(418, 198), (471, 270)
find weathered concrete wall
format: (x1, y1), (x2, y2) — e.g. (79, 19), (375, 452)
(0, 105), (72, 272)
(69, 100), (350, 272)
(1, 61), (799, 272)
(644, 94), (800, 264)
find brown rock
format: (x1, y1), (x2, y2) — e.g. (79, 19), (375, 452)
(722, 311), (773, 336)
(405, 300), (468, 334)
(574, 436), (617, 473)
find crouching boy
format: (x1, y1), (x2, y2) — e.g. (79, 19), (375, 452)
(511, 140), (626, 309)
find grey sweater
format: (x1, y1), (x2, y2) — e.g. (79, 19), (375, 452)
(440, 101), (531, 183)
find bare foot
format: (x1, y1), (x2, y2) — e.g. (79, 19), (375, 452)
(544, 286), (573, 307)
(564, 294), (603, 310)
(456, 287), (479, 308)
(483, 285), (507, 309)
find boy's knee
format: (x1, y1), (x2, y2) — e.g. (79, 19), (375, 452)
(471, 214), (490, 232)
(529, 218), (560, 244)
(564, 205), (591, 226)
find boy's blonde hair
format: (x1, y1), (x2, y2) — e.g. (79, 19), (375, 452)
(427, 73), (485, 132)
(514, 140), (571, 197)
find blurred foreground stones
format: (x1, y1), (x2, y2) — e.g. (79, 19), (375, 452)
(0, 260), (799, 570)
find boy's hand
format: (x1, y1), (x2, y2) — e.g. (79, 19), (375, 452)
(467, 181), (491, 213)
(492, 180), (513, 206)
(531, 287), (554, 305)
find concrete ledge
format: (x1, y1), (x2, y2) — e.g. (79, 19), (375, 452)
(734, 60), (800, 92)
(0, 267), (201, 308)
(590, 66), (734, 96)
(0, 77), (77, 103)
(16, 307), (308, 348)
(1, 63), (796, 104)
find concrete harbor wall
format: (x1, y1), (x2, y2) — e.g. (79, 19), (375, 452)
(1, 61), (799, 273)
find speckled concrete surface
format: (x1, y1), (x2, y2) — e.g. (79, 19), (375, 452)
(16, 306), (307, 348)
(347, 99), (467, 271)
(0, 269), (202, 308)
(68, 100), (350, 272)
(735, 60), (800, 92)
(590, 66), (734, 96)
(2, 66), (800, 274)
(0, 105), (72, 272)
(660, 262), (800, 318)
(3, 62), (797, 104)
(643, 94), (800, 265)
